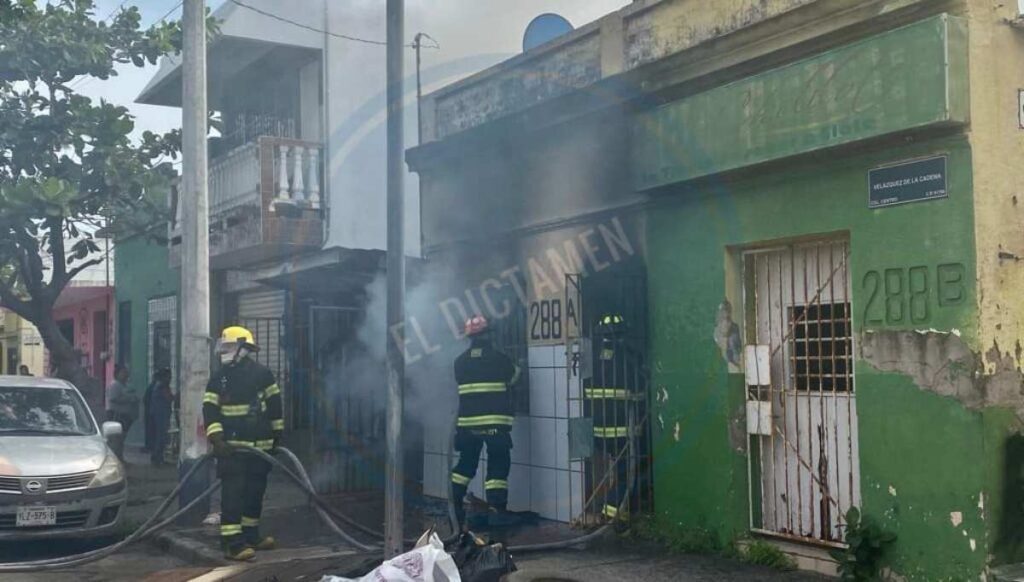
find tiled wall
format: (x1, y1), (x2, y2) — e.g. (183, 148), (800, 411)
(422, 344), (585, 522)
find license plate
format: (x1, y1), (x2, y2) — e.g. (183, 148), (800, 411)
(16, 506), (56, 527)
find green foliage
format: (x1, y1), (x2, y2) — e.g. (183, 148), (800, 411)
(829, 507), (898, 581)
(628, 514), (724, 555)
(0, 0), (184, 319)
(740, 540), (796, 571)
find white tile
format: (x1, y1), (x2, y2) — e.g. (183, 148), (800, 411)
(556, 470), (583, 523)
(423, 452), (446, 499)
(530, 417), (558, 468)
(570, 471), (584, 521)
(569, 399), (582, 419)
(553, 344), (568, 368)
(528, 345), (554, 367)
(530, 467), (558, 520)
(556, 418), (569, 469)
(529, 368), (556, 418)
(507, 463), (531, 512)
(553, 372), (569, 419)
(510, 419), (531, 464)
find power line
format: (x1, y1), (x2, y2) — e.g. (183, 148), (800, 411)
(228, 0), (432, 48)
(152, 1), (183, 26)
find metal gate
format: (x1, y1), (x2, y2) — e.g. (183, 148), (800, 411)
(565, 272), (653, 526)
(305, 305), (384, 494)
(744, 240), (860, 546)
(235, 317), (290, 425)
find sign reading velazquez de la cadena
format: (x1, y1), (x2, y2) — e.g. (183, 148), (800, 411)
(868, 155), (948, 209)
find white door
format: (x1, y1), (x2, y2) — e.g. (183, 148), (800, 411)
(745, 241), (860, 544)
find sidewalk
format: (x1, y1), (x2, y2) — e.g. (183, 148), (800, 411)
(132, 453), (832, 580)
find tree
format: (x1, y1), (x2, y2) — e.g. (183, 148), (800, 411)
(0, 0), (183, 408)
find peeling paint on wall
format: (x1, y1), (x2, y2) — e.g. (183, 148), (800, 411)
(951, 511), (963, 527)
(673, 421), (681, 442)
(860, 330), (1024, 420)
(713, 299), (741, 370)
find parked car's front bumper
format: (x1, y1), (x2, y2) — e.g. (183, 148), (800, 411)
(0, 481), (127, 540)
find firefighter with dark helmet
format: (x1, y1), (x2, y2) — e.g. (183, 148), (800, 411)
(203, 326), (284, 561)
(585, 313), (643, 522)
(450, 315), (521, 529)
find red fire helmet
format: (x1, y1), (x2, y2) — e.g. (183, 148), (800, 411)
(464, 315), (489, 337)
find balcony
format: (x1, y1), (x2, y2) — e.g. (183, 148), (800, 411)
(169, 136), (324, 270)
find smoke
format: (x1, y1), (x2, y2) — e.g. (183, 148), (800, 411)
(310, 260), (470, 491)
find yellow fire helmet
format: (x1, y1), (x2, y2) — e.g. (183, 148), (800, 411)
(220, 325), (260, 351)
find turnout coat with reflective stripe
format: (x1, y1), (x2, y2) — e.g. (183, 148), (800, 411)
(585, 337), (644, 439)
(454, 343), (519, 430)
(203, 357), (283, 450)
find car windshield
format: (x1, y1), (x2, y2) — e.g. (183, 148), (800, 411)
(0, 386), (96, 436)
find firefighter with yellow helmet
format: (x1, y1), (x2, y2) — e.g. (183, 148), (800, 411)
(203, 326), (284, 561)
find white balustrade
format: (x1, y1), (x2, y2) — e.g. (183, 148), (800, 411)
(209, 142), (261, 216)
(269, 140), (323, 212)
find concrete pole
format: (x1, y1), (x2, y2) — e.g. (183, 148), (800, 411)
(384, 0), (406, 559)
(179, 0), (210, 474)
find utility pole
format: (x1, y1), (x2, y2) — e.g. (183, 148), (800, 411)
(179, 0), (211, 516)
(384, 0), (406, 559)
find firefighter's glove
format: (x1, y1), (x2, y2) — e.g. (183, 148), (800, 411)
(209, 434), (234, 458)
(271, 431), (283, 454)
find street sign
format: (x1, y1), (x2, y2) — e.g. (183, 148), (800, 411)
(869, 155), (948, 209)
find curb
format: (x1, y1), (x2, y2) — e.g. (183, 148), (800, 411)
(151, 529), (227, 567)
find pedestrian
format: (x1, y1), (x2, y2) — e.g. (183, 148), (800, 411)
(148, 368), (173, 465)
(450, 315), (521, 530)
(204, 326), (284, 561)
(17, 365), (31, 376)
(105, 364), (138, 461)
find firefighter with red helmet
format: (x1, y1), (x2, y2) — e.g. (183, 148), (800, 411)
(203, 326), (284, 561)
(450, 315), (521, 529)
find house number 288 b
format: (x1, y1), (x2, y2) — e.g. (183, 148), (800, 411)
(862, 263), (966, 325)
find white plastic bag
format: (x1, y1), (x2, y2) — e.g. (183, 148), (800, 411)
(320, 533), (461, 582)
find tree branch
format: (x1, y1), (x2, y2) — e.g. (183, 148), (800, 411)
(64, 258), (103, 284)
(47, 216), (66, 290)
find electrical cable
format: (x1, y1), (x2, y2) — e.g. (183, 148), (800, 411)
(0, 439), (632, 572)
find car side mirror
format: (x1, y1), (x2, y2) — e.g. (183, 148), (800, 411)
(101, 421), (123, 441)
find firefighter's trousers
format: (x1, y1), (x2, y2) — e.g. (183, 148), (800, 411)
(593, 436), (631, 520)
(451, 428), (512, 517)
(218, 454), (271, 549)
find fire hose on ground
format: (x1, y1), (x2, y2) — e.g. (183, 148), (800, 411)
(0, 440), (636, 572)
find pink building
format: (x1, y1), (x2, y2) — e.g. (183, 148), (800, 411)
(49, 285), (115, 389)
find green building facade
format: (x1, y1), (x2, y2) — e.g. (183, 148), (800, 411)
(407, 1), (1024, 579)
(113, 235), (179, 446)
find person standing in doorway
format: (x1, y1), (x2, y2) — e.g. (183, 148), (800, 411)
(147, 368), (173, 465)
(450, 316), (521, 530)
(105, 364), (138, 461)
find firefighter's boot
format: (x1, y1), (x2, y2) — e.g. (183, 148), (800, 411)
(222, 542), (256, 561)
(244, 525), (276, 551)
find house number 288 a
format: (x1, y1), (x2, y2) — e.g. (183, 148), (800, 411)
(862, 263), (966, 325)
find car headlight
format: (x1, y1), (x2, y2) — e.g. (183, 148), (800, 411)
(90, 454), (125, 488)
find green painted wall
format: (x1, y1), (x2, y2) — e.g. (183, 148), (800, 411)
(645, 136), (1002, 579)
(634, 14), (969, 191)
(114, 236), (178, 433)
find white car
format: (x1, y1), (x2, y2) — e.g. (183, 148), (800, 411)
(0, 375), (127, 540)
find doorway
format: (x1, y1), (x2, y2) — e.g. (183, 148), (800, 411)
(743, 239), (861, 545)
